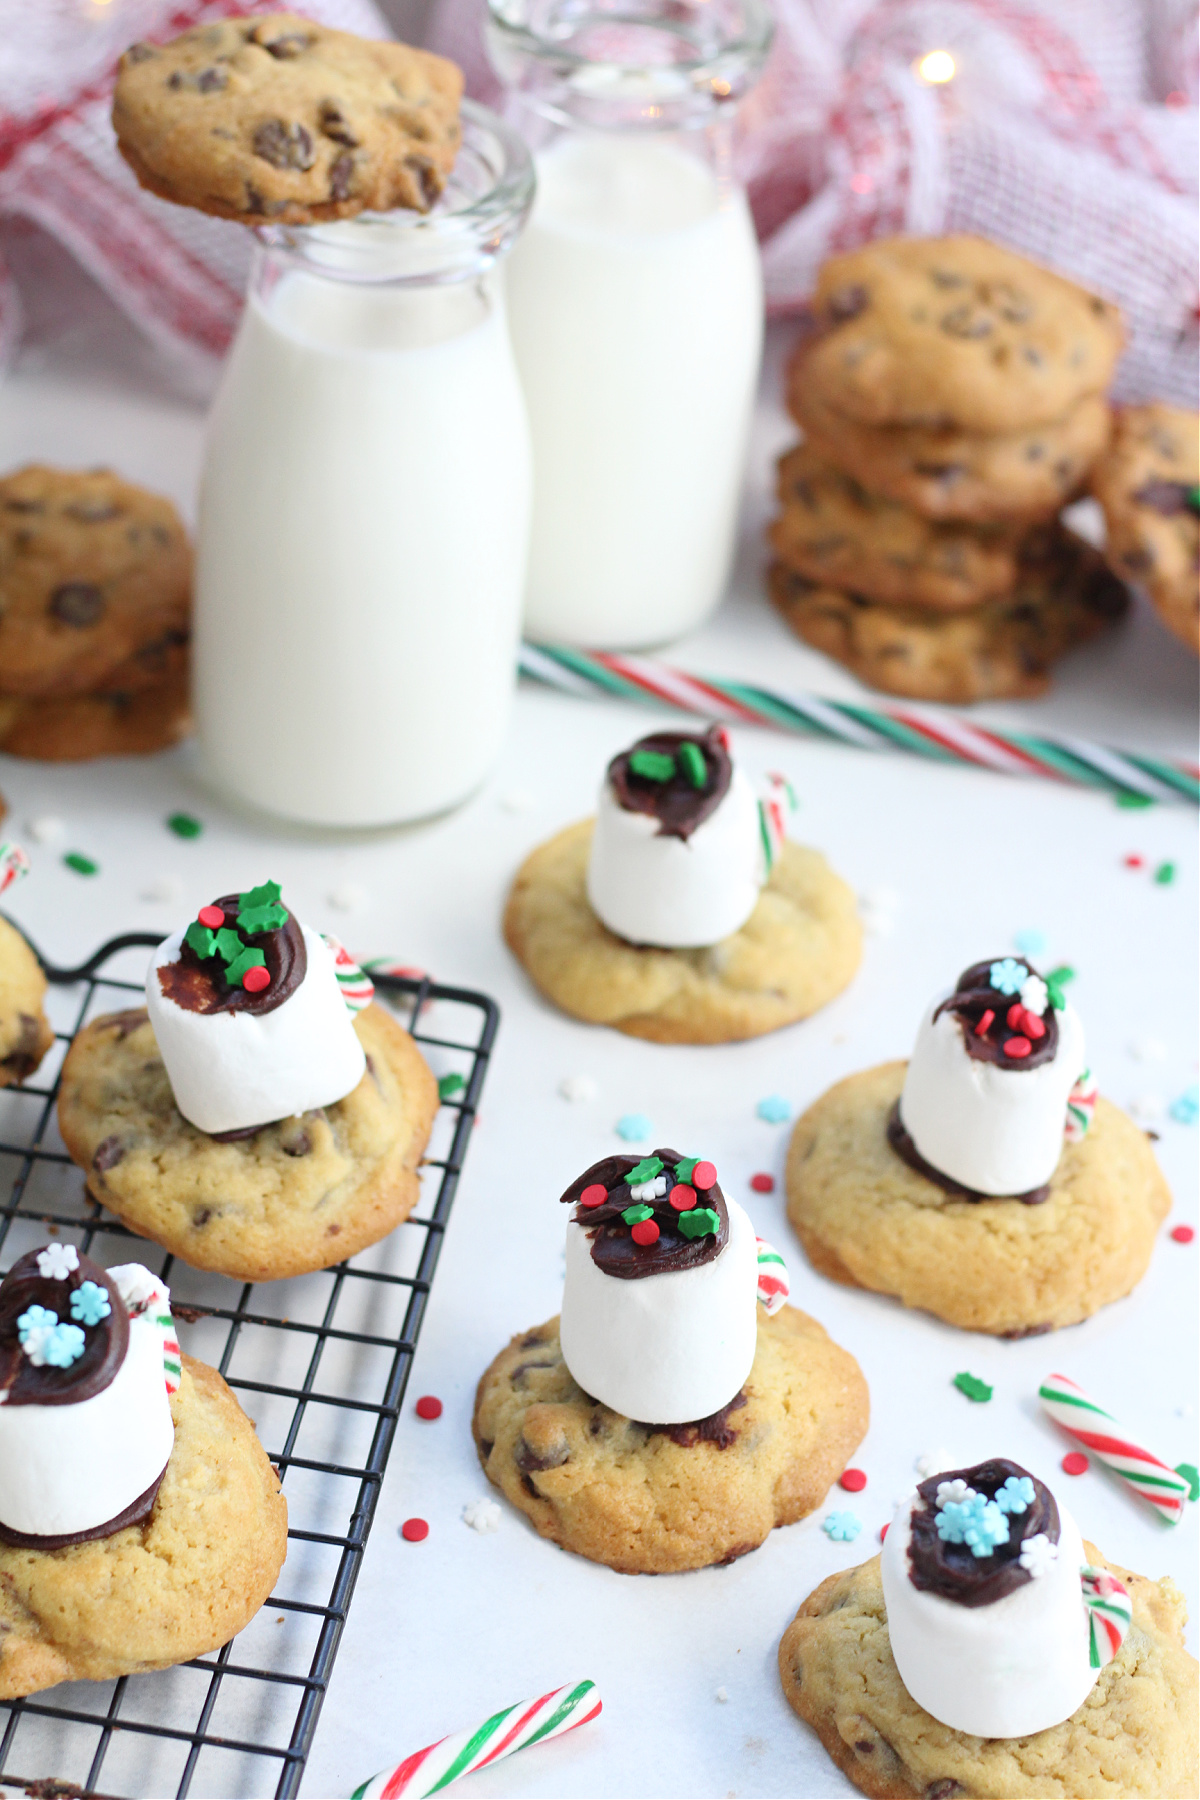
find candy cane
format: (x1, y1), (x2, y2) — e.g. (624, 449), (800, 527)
(758, 773), (798, 875)
(1080, 1566), (1132, 1669)
(1039, 1374), (1190, 1523)
(1063, 1069), (1098, 1142)
(323, 935), (375, 1013)
(350, 1680), (602, 1799)
(755, 1238), (789, 1315)
(0, 842), (31, 897)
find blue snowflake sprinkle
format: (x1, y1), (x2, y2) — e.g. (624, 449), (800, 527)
(17, 1304), (57, 1343)
(989, 958), (1028, 996)
(936, 1493), (1009, 1557)
(995, 1474), (1035, 1515)
(1169, 1085), (1199, 1127)
(17, 1307), (87, 1368)
(615, 1113), (652, 1143)
(756, 1095), (792, 1124)
(822, 1511), (862, 1542)
(1013, 929), (1046, 957)
(69, 1281), (112, 1327)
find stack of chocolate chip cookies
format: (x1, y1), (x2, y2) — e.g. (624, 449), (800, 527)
(769, 235), (1130, 702)
(0, 466), (192, 759)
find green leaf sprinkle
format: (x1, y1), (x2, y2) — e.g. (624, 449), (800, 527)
(1175, 1462), (1199, 1503)
(212, 926), (244, 964)
(674, 1156), (699, 1184)
(167, 812), (203, 839)
(626, 1156), (664, 1185)
(224, 945), (266, 986)
(677, 1207), (719, 1240)
(677, 741), (707, 789)
(1044, 964), (1076, 1011)
(438, 1073), (465, 1100)
(1155, 861), (1176, 886)
(63, 852), (97, 876)
(622, 1204), (654, 1224)
(953, 1371), (993, 1403)
(238, 879), (289, 936)
(184, 921), (217, 959)
(628, 749), (675, 783)
(1115, 791), (1154, 809)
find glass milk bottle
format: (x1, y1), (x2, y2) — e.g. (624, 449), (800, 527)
(487, 0), (771, 648)
(194, 103), (534, 827)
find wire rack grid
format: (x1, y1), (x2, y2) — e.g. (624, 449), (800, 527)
(0, 929), (498, 1800)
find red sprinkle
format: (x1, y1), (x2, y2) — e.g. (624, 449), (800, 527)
(1171, 1224), (1196, 1244)
(415, 1396), (443, 1420)
(1123, 855), (1144, 869)
(749, 1172), (775, 1194)
(401, 1518), (429, 1542)
(669, 1183), (697, 1211)
(1007, 1003), (1024, 1029)
(975, 1009), (995, 1036)
(198, 904), (225, 929)
(1024, 1010), (1046, 1039)
(579, 1183), (608, 1208)
(879, 1524), (889, 1542)
(839, 1468), (867, 1493)
(692, 1160), (717, 1190)
(1062, 1452), (1090, 1476)
(242, 964), (271, 992)
(631, 1218), (660, 1246)
(1004, 1036), (1031, 1058)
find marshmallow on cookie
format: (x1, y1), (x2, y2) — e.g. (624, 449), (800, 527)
(586, 728), (793, 948)
(558, 1149), (787, 1424)
(0, 1246), (177, 1546)
(881, 1457), (1120, 1738)
(894, 957), (1088, 1198)
(146, 879), (367, 1135)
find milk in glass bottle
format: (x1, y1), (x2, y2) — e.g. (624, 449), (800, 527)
(487, 0), (771, 648)
(194, 103), (534, 826)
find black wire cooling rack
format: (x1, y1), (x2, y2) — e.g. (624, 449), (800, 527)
(0, 930), (498, 1800)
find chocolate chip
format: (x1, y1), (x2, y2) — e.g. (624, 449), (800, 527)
(929, 268), (966, 288)
(326, 1221), (342, 1235)
(854, 1741), (874, 1754)
(988, 282), (1031, 322)
(258, 29), (313, 58)
(913, 462), (966, 482)
(404, 155), (439, 208)
(941, 303), (993, 338)
(521, 1473), (540, 1497)
(280, 1126), (312, 1157)
(926, 1783), (962, 1799)
(1134, 478), (1194, 516)
(64, 498), (120, 523)
(329, 152), (355, 201)
(125, 42), (157, 63)
(1, 1014), (44, 1077)
(49, 583), (104, 627)
(479, 1437), (494, 1458)
(245, 184), (268, 215)
(4, 498), (43, 514)
(319, 102), (359, 147)
(193, 1206), (212, 1227)
(107, 1007), (148, 1039)
(168, 66), (228, 92)
(519, 1332), (545, 1349)
(511, 1359), (555, 1384)
(92, 1135), (124, 1171)
(516, 1436), (569, 1473)
(826, 283), (868, 322)
(253, 120), (316, 171)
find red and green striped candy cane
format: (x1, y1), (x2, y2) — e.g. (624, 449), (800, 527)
(1080, 1566), (1132, 1668)
(351, 1680), (601, 1799)
(1063, 1069), (1098, 1142)
(757, 773), (797, 876)
(323, 934), (376, 1013)
(1039, 1373), (1190, 1523)
(755, 1238), (789, 1315)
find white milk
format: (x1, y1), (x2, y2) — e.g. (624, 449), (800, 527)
(505, 132), (763, 647)
(194, 260), (532, 827)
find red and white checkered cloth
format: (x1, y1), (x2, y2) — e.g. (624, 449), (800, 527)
(1, 0), (1196, 403)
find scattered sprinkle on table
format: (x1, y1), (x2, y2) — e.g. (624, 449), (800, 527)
(756, 1095), (791, 1124)
(715, 1688), (729, 1704)
(462, 1498), (501, 1533)
(401, 1518), (429, 1543)
(1170, 1224), (1195, 1244)
(1123, 853), (1145, 868)
(1115, 791), (1154, 809)
(1176, 1464), (1200, 1503)
(839, 1468), (867, 1493)
(26, 815), (64, 844)
(1013, 928), (1046, 956)
(823, 1511), (862, 1541)
(415, 1395), (443, 1420)
(327, 882), (367, 912)
(1062, 1452), (1090, 1476)
(559, 1074), (598, 1103)
(438, 1073), (465, 1100)
(167, 811), (202, 839)
(915, 1447), (959, 1477)
(1154, 860), (1176, 885)
(953, 1371), (993, 1403)
(63, 852), (97, 876)
(1169, 1085), (1199, 1125)
(616, 1112), (652, 1142)
(749, 1172), (775, 1194)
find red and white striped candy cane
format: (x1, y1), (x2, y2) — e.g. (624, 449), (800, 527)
(323, 934), (375, 1013)
(1039, 1373), (1190, 1523)
(1063, 1069), (1098, 1142)
(1080, 1566), (1132, 1669)
(758, 773), (797, 875)
(0, 842), (31, 897)
(755, 1238), (789, 1315)
(351, 1680), (601, 1799)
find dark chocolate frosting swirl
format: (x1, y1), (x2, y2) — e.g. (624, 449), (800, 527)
(560, 1148), (729, 1279)
(158, 890), (306, 1018)
(606, 728), (731, 841)
(907, 1458), (1059, 1608)
(934, 958), (1059, 1072)
(0, 1248), (128, 1407)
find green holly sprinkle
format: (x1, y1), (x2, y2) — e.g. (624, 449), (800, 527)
(167, 812), (203, 839)
(674, 1156), (699, 1184)
(438, 1073), (465, 1100)
(237, 879), (289, 936)
(1175, 1462), (1199, 1502)
(623, 1203), (654, 1224)
(1115, 791), (1154, 809)
(1044, 964), (1076, 1011)
(184, 921), (217, 959)
(63, 852), (97, 876)
(678, 1207), (720, 1239)
(953, 1371), (993, 1403)
(224, 945), (266, 986)
(1155, 861), (1176, 886)
(677, 741), (707, 789)
(626, 1156), (664, 1185)
(629, 749), (675, 782)
(211, 926), (243, 964)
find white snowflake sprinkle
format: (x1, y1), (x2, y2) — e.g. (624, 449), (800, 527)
(327, 883), (367, 912)
(1018, 1533), (1058, 1578)
(36, 1243), (79, 1281)
(715, 1687), (729, 1703)
(558, 1075), (598, 1103)
(26, 816), (65, 844)
(462, 1498), (502, 1533)
(629, 1174), (667, 1202)
(1019, 975), (1048, 1017)
(935, 1479), (976, 1509)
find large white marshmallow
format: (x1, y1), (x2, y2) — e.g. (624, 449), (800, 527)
(147, 922), (366, 1134)
(898, 994), (1086, 1195)
(0, 1264), (175, 1540)
(585, 764), (766, 948)
(881, 1485), (1098, 1738)
(560, 1195), (759, 1422)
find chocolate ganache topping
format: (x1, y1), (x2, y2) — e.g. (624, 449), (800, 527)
(0, 1247), (127, 1407)
(158, 879), (306, 1019)
(560, 1148), (729, 1279)
(908, 1458), (1060, 1608)
(607, 728), (732, 841)
(933, 958), (1060, 1072)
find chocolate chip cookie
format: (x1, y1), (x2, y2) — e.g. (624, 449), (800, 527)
(1091, 403), (1199, 653)
(57, 1002), (438, 1281)
(0, 1355), (287, 1697)
(788, 374), (1111, 521)
(504, 824), (862, 1044)
(783, 1060), (1170, 1336)
(113, 14), (462, 224)
(0, 915), (53, 1086)
(0, 466), (190, 699)
(801, 235), (1123, 434)
(473, 1305), (868, 1573)
(779, 1546), (1198, 1799)
(771, 444), (1027, 610)
(769, 525), (1127, 702)
(0, 661), (191, 760)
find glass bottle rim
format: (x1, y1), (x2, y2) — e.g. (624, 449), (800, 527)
(485, 0), (773, 80)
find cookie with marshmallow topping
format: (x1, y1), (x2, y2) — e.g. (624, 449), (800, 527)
(504, 727), (861, 1043)
(785, 957), (1170, 1333)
